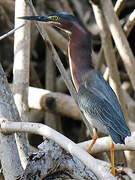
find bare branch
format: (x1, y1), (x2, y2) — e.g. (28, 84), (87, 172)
(0, 65), (23, 179)
(0, 120), (116, 180)
(114, 0), (126, 15)
(0, 24), (25, 40)
(13, 0), (31, 168)
(79, 133), (135, 154)
(124, 10), (135, 37)
(28, 87), (82, 120)
(21, 139), (98, 179)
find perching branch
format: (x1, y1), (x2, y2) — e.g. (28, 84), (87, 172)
(79, 133), (135, 154)
(0, 120), (116, 180)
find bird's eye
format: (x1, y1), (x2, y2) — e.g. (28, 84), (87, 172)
(49, 16), (59, 21)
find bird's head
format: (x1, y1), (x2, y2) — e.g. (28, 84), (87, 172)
(19, 12), (87, 35)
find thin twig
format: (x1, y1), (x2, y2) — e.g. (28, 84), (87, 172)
(0, 24), (25, 40)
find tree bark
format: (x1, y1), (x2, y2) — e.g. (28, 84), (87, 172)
(0, 64), (23, 179)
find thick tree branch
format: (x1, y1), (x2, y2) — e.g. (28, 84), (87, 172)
(1, 119), (116, 180)
(28, 86), (135, 123)
(13, 0), (31, 168)
(0, 65), (23, 179)
(20, 139), (98, 180)
(0, 120), (116, 180)
(28, 86), (82, 120)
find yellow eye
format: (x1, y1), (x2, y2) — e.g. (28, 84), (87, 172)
(49, 16), (59, 21)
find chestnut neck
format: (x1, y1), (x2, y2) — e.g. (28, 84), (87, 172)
(68, 27), (93, 91)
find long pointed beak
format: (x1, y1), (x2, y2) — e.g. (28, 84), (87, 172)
(18, 16), (58, 24)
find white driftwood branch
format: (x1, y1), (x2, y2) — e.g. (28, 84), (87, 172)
(79, 132), (135, 154)
(14, 1), (31, 118)
(28, 86), (135, 124)
(0, 120), (116, 180)
(14, 0), (31, 168)
(28, 86), (82, 120)
(21, 139), (98, 179)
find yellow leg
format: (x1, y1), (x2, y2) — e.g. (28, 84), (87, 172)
(87, 129), (98, 153)
(110, 141), (115, 176)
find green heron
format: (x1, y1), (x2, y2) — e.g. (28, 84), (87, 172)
(20, 12), (131, 175)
